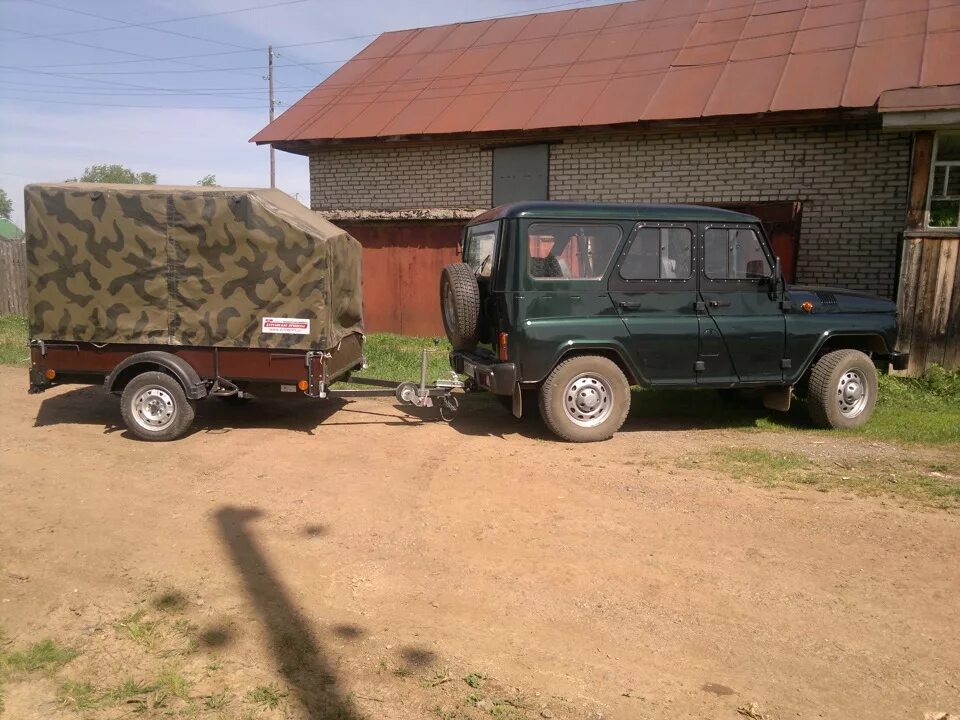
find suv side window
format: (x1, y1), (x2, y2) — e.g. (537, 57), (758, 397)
(620, 226), (692, 280)
(704, 227), (771, 280)
(527, 223), (621, 280)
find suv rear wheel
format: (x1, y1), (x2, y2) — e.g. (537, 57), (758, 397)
(539, 356), (630, 442)
(806, 349), (878, 429)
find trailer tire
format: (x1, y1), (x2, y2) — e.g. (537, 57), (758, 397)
(440, 263), (480, 351)
(120, 371), (196, 442)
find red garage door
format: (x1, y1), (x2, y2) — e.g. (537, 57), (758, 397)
(340, 222), (463, 336)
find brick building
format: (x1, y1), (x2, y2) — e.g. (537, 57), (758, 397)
(255, 0), (960, 352)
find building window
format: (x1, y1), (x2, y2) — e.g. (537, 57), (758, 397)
(527, 223), (621, 280)
(620, 227), (692, 280)
(492, 144), (548, 206)
(928, 132), (960, 228)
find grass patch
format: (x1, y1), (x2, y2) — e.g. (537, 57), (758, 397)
(246, 682), (288, 709)
(629, 368), (960, 447)
(1, 639), (77, 673)
(58, 681), (100, 711)
(358, 333), (453, 384)
(696, 447), (960, 508)
(0, 315), (27, 366)
(114, 609), (160, 650)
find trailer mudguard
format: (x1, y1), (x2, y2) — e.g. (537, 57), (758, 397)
(105, 351), (207, 399)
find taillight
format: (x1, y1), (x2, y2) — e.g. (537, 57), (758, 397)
(498, 332), (508, 361)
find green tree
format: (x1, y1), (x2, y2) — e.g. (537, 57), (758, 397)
(0, 188), (11, 219)
(196, 174), (218, 186)
(66, 164), (158, 184)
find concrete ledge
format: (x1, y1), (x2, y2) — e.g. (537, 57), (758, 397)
(315, 208), (488, 222)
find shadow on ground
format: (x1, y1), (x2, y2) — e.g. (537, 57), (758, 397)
(214, 506), (359, 720)
(31, 383), (812, 442)
(31, 385), (432, 438)
(446, 389), (812, 440)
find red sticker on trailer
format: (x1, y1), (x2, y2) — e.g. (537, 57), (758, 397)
(261, 317), (311, 335)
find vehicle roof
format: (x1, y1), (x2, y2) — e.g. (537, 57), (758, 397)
(470, 201), (759, 225)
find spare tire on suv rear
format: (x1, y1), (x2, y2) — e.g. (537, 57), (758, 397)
(440, 263), (480, 351)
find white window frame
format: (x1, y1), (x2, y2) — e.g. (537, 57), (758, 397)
(926, 130), (960, 229)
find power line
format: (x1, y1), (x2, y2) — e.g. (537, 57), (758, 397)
(4, 0), (311, 43)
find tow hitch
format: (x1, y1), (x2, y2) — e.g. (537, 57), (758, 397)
(322, 348), (465, 421)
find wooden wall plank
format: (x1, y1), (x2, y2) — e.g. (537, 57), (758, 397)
(896, 237), (922, 367)
(906, 132), (934, 229)
(908, 238), (942, 374)
(943, 243), (960, 370)
(926, 238), (957, 367)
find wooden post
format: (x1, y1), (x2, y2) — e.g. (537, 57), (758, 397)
(906, 131), (934, 229)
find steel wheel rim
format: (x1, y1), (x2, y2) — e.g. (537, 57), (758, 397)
(563, 373), (613, 428)
(836, 368), (868, 418)
(132, 386), (176, 431)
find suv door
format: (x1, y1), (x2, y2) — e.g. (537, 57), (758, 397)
(698, 223), (786, 383)
(608, 222), (700, 385)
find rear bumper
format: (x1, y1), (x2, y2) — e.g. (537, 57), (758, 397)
(450, 349), (517, 395)
(888, 351), (909, 371)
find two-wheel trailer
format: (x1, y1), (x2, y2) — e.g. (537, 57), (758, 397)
(24, 183), (462, 441)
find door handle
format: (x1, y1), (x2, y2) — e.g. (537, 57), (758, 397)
(708, 299), (731, 308)
(618, 301), (642, 311)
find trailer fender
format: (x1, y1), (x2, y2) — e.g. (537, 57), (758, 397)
(105, 352), (207, 399)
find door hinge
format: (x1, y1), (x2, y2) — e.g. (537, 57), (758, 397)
(781, 358), (792, 369)
(780, 300), (793, 311)
(694, 301), (706, 313)
(694, 360), (705, 372)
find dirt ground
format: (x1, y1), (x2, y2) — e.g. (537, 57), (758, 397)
(1, 365), (958, 720)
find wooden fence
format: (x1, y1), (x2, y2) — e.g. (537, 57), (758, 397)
(0, 238), (27, 315)
(896, 235), (960, 375)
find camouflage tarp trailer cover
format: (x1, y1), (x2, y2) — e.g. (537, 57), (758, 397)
(24, 183), (363, 351)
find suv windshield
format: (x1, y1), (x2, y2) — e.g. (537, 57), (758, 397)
(463, 221), (498, 278)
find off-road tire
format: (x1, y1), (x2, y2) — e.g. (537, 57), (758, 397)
(806, 349), (878, 429)
(120, 371), (196, 442)
(440, 263), (480, 351)
(539, 356), (630, 442)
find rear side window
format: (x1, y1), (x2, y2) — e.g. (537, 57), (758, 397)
(463, 222), (498, 278)
(704, 227), (771, 280)
(620, 227), (692, 280)
(527, 224), (621, 280)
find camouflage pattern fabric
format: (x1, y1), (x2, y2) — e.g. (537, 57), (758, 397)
(24, 183), (363, 350)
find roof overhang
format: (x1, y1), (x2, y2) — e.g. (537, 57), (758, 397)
(879, 85), (960, 131)
(263, 107), (879, 155)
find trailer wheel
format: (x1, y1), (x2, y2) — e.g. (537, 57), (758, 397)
(120, 371), (196, 441)
(440, 263), (480, 351)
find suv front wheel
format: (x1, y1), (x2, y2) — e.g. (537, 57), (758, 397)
(806, 349), (878, 429)
(539, 356), (631, 442)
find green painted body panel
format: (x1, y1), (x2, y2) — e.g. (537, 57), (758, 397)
(464, 203), (900, 389)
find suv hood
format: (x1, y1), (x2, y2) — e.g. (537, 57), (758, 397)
(787, 285), (896, 314)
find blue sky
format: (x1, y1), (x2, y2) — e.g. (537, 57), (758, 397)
(0, 0), (613, 227)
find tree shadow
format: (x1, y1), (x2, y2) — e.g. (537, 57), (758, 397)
(214, 506), (359, 720)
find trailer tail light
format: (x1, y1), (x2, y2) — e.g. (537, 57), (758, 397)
(297, 379), (309, 392)
(44, 369), (56, 380)
(498, 332), (508, 362)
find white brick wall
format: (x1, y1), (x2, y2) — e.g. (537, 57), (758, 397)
(309, 122), (911, 296)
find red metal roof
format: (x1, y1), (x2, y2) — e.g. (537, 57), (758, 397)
(252, 0), (960, 145)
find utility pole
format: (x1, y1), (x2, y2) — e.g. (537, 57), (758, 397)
(268, 44), (276, 188)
